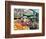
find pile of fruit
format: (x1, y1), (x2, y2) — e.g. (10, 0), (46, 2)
(14, 18), (31, 30)
(14, 22), (29, 30)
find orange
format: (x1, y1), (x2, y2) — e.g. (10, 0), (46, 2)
(15, 22), (23, 30)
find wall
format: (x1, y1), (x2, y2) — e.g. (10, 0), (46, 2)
(0, 0), (46, 39)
